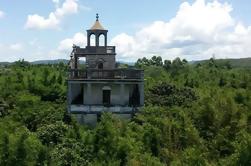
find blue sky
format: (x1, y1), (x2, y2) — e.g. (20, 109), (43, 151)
(0, 0), (251, 62)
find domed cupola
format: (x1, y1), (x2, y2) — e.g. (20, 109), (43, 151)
(87, 14), (108, 47)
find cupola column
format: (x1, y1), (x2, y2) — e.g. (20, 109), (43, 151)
(96, 34), (99, 47)
(105, 35), (107, 46)
(87, 34), (91, 46)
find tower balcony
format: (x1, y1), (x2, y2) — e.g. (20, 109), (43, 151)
(68, 68), (144, 80)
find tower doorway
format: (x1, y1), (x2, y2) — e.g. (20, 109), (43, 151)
(103, 90), (111, 106)
(102, 86), (111, 106)
(98, 62), (103, 69)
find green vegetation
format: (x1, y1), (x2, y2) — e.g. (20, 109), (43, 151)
(0, 57), (251, 165)
(194, 57), (251, 68)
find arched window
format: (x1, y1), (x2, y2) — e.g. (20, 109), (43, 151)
(98, 62), (103, 69)
(99, 34), (105, 46)
(90, 34), (95, 46)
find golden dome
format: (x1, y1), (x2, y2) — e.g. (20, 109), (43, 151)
(90, 13), (105, 30)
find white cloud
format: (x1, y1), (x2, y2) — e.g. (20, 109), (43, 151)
(0, 43), (26, 62)
(52, 0), (60, 4)
(25, 14), (59, 29)
(111, 0), (251, 61)
(0, 10), (5, 18)
(45, 32), (87, 60)
(50, 0), (251, 62)
(110, 33), (136, 58)
(58, 32), (86, 51)
(9, 43), (23, 51)
(25, 0), (78, 30)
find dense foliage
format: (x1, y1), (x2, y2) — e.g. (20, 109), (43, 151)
(0, 57), (251, 165)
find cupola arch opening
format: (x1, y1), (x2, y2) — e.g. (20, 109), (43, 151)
(98, 34), (106, 46)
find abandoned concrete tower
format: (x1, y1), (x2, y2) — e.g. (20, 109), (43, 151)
(67, 14), (144, 125)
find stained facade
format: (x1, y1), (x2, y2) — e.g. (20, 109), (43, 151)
(67, 14), (144, 125)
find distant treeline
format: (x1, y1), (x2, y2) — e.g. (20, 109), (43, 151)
(1, 57), (251, 68)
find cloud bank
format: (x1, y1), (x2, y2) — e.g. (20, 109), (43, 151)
(58, 32), (86, 51)
(109, 0), (251, 61)
(25, 0), (78, 30)
(54, 0), (251, 62)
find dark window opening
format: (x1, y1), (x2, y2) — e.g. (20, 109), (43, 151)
(103, 90), (111, 106)
(98, 63), (103, 69)
(97, 114), (101, 122)
(72, 85), (83, 104)
(129, 84), (140, 106)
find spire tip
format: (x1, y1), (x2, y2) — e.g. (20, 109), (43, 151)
(96, 13), (99, 21)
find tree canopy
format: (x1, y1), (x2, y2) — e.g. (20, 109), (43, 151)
(0, 57), (251, 165)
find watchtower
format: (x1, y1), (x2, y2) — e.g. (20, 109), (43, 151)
(67, 14), (144, 125)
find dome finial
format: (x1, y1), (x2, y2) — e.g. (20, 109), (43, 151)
(96, 13), (99, 21)
(90, 13), (105, 30)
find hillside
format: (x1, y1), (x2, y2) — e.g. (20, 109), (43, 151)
(1, 57), (251, 68)
(0, 59), (134, 66)
(31, 59), (69, 65)
(193, 57), (251, 68)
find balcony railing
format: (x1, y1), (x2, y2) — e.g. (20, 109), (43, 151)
(68, 69), (144, 80)
(75, 46), (116, 55)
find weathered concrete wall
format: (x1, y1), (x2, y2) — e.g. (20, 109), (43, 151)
(69, 81), (144, 126)
(86, 54), (115, 69)
(70, 82), (143, 106)
(84, 83), (102, 105)
(70, 105), (135, 113)
(82, 83), (132, 106)
(111, 84), (122, 105)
